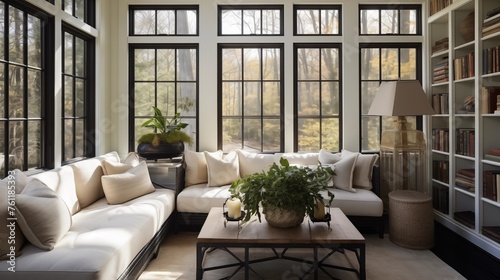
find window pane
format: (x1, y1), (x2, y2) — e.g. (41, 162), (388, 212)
(400, 9), (417, 34)
(0, 123), (4, 173)
(223, 118), (242, 152)
(75, 37), (85, 77)
(244, 82), (261, 116)
(28, 121), (41, 168)
(134, 10), (156, 34)
(243, 10), (260, 35)
(362, 116), (380, 151)
(298, 82), (320, 116)
(64, 76), (73, 116)
(9, 65), (24, 118)
(157, 49), (175, 81)
(28, 15), (41, 68)
(297, 48), (319, 80)
(361, 81), (380, 115)
(177, 10), (197, 35)
(263, 119), (280, 151)
(222, 82), (241, 116)
(63, 0), (73, 15)
(322, 118), (339, 151)
(243, 118), (261, 150)
(262, 10), (280, 34)
(381, 10), (398, 34)
(298, 118), (320, 151)
(321, 82), (339, 115)
(0, 64), (4, 117)
(381, 48), (399, 80)
(400, 48), (417, 79)
(177, 49), (196, 81)
(64, 33), (73, 75)
(75, 78), (84, 117)
(177, 82), (196, 116)
(157, 10), (175, 35)
(9, 121), (24, 170)
(75, 0), (85, 20)
(134, 82), (155, 116)
(64, 119), (74, 160)
(361, 48), (380, 80)
(263, 82), (280, 115)
(222, 49), (241, 80)
(157, 82), (175, 117)
(297, 10), (318, 34)
(9, 7), (24, 64)
(244, 49), (260, 80)
(0, 3), (4, 60)
(28, 69), (41, 118)
(321, 9), (338, 34)
(135, 118), (150, 144)
(75, 119), (84, 157)
(263, 48), (280, 80)
(221, 10), (241, 34)
(360, 10), (379, 34)
(321, 48), (339, 80)
(135, 49), (155, 81)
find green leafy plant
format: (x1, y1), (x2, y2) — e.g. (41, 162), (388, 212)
(137, 106), (192, 147)
(229, 157), (335, 223)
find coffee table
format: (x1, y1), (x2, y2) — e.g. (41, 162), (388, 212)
(196, 207), (366, 279)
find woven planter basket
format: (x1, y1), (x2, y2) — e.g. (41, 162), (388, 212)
(264, 207), (304, 228)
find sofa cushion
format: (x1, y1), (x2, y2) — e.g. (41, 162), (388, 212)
(0, 169), (28, 259)
(205, 151), (240, 187)
(101, 161), (155, 204)
(184, 150), (223, 187)
(280, 152), (319, 166)
(318, 149), (341, 164)
(15, 179), (72, 250)
(177, 184), (231, 213)
(331, 153), (358, 193)
(237, 149), (276, 177)
(72, 160), (105, 209)
(102, 160), (133, 175)
(321, 188), (383, 217)
(341, 149), (379, 190)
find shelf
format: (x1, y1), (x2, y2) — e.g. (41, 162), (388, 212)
(432, 114), (450, 117)
(454, 40), (475, 51)
(454, 113), (475, 117)
(432, 81), (449, 87)
(432, 150), (449, 155)
(455, 154), (475, 161)
(455, 187), (475, 197)
(454, 76), (475, 83)
(432, 179), (449, 187)
(482, 197), (500, 208)
(482, 72), (500, 79)
(431, 49), (449, 58)
(483, 159), (500, 167)
(482, 31), (500, 41)
(482, 113), (500, 117)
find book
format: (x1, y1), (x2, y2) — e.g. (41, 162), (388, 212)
(497, 174), (500, 203)
(486, 6), (500, 18)
(483, 170), (500, 201)
(454, 211), (475, 229)
(482, 226), (500, 244)
(480, 87), (500, 114)
(490, 149), (500, 156)
(482, 21), (500, 33)
(457, 168), (475, 178)
(484, 12), (500, 24)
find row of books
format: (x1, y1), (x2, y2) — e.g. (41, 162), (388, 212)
(455, 168), (475, 193)
(485, 148), (500, 163)
(456, 128), (475, 157)
(431, 128), (449, 152)
(482, 7), (500, 37)
(483, 170), (500, 202)
(432, 160), (449, 183)
(454, 210), (475, 229)
(429, 0), (451, 16)
(432, 93), (449, 114)
(482, 45), (500, 75)
(480, 87), (500, 114)
(432, 184), (449, 214)
(433, 57), (449, 84)
(432, 37), (448, 54)
(453, 52), (474, 80)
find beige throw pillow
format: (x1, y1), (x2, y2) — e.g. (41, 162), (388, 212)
(71, 158), (106, 208)
(318, 149), (341, 164)
(0, 170), (27, 259)
(236, 149), (276, 176)
(331, 153), (358, 193)
(101, 161), (155, 204)
(102, 160), (133, 175)
(184, 150), (223, 186)
(15, 179), (72, 251)
(341, 149), (379, 189)
(205, 151), (240, 187)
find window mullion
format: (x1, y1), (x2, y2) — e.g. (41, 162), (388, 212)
(22, 10), (29, 170)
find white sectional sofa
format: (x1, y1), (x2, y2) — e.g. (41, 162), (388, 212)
(175, 149), (384, 237)
(0, 152), (176, 280)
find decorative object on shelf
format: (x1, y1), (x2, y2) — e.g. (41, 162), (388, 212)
(222, 197), (245, 228)
(367, 80), (435, 208)
(458, 96), (475, 114)
(137, 106), (192, 160)
(229, 157), (335, 228)
(459, 11), (475, 43)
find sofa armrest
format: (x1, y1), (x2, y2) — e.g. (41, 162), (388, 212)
(371, 165), (381, 197)
(175, 163), (186, 196)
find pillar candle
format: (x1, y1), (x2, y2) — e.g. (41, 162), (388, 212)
(313, 199), (325, 220)
(227, 197), (241, 219)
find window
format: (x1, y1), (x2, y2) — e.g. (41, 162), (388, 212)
(63, 0), (95, 26)
(359, 5), (421, 35)
(295, 44), (341, 152)
(129, 45), (198, 152)
(218, 5), (283, 35)
(0, 1), (54, 177)
(62, 25), (95, 162)
(360, 44), (421, 151)
(130, 5), (198, 36)
(294, 5), (341, 35)
(219, 44), (283, 153)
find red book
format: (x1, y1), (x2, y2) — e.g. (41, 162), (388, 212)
(488, 149), (500, 156)
(457, 168), (475, 178)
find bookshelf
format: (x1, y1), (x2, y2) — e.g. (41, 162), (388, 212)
(427, 0), (500, 258)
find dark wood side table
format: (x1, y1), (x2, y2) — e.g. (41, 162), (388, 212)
(146, 160), (182, 191)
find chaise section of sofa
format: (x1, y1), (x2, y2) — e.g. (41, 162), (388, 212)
(0, 152), (176, 280)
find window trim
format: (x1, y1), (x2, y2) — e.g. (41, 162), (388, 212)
(129, 5), (199, 36)
(358, 4), (422, 36)
(218, 5), (284, 36)
(293, 4), (342, 36)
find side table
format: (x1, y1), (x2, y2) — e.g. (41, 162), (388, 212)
(146, 160), (182, 190)
(389, 190), (434, 250)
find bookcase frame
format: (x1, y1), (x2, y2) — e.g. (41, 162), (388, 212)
(427, 0), (500, 259)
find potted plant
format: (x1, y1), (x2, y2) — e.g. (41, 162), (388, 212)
(229, 157), (335, 228)
(137, 106), (192, 160)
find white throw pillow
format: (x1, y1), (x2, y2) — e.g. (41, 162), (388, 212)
(318, 149), (341, 164)
(236, 149), (276, 176)
(341, 149), (379, 189)
(281, 153), (319, 166)
(205, 151), (240, 187)
(101, 161), (155, 204)
(184, 150), (223, 186)
(102, 160), (133, 175)
(331, 153), (359, 193)
(15, 179), (72, 251)
(122, 152), (141, 166)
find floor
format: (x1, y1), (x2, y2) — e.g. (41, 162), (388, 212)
(139, 232), (466, 280)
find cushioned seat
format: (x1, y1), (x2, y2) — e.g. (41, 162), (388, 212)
(177, 184), (231, 213)
(325, 189), (383, 217)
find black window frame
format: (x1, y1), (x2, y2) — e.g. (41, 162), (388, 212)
(218, 43), (285, 153)
(294, 43), (343, 152)
(293, 4), (342, 36)
(129, 5), (199, 36)
(0, 0), (54, 177)
(62, 0), (95, 27)
(61, 24), (96, 164)
(359, 4), (422, 36)
(218, 5), (284, 36)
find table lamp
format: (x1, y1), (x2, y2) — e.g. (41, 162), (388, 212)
(367, 80), (435, 208)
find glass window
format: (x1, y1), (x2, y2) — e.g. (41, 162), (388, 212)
(1, 1), (53, 177)
(360, 44), (421, 151)
(359, 5), (421, 35)
(130, 6), (198, 36)
(218, 5), (283, 35)
(219, 44), (283, 153)
(295, 44), (341, 152)
(294, 5), (341, 35)
(62, 26), (95, 162)
(63, 0), (94, 26)
(129, 45), (198, 152)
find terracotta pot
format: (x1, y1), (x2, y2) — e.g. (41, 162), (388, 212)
(459, 12), (474, 42)
(264, 207), (304, 228)
(137, 142), (184, 160)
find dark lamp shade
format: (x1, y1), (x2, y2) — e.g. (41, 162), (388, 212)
(367, 80), (435, 116)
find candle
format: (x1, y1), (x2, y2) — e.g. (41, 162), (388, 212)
(313, 199), (325, 220)
(227, 197), (241, 219)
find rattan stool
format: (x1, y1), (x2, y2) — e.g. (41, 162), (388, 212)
(389, 190), (434, 249)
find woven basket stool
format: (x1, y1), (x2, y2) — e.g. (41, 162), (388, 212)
(389, 190), (434, 249)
